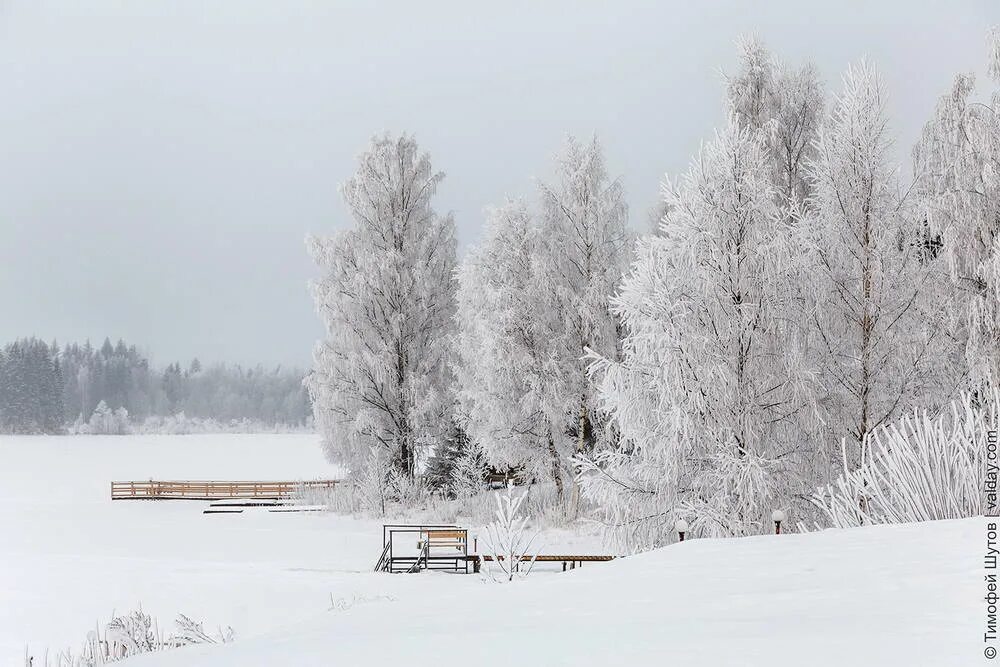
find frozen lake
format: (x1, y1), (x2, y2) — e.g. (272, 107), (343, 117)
(0, 434), (597, 664)
(0, 434), (365, 662)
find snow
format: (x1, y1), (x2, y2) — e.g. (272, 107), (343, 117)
(0, 433), (348, 662)
(1, 435), (980, 666)
(0, 435), (599, 664)
(121, 517), (978, 667)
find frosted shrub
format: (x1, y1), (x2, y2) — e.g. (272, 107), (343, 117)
(813, 390), (998, 527)
(24, 608), (233, 667)
(74, 401), (131, 435)
(481, 486), (539, 582)
(295, 479), (360, 514)
(450, 440), (488, 499)
(172, 614), (235, 646)
(387, 467), (430, 509)
(355, 447), (392, 516)
(136, 413), (310, 435)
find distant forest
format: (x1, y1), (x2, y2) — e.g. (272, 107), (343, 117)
(0, 337), (312, 434)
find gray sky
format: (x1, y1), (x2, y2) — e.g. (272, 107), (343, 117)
(0, 1), (995, 367)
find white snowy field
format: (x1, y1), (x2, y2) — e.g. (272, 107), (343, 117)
(0, 434), (599, 664)
(0, 434), (983, 666)
(123, 518), (981, 667)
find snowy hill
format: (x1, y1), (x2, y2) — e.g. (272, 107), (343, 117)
(124, 517), (980, 667)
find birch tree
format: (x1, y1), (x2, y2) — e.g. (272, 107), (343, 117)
(307, 134), (457, 479)
(456, 137), (631, 512)
(726, 37), (825, 212)
(913, 29), (1000, 390)
(537, 136), (632, 516)
(455, 201), (567, 498)
(801, 63), (947, 467)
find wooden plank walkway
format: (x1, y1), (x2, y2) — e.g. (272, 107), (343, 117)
(473, 555), (616, 563)
(110, 479), (339, 501)
(468, 554), (616, 573)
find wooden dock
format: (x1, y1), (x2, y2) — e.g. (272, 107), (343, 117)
(110, 479), (339, 501)
(374, 524), (616, 574)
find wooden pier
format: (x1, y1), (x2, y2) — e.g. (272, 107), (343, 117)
(110, 479), (339, 501)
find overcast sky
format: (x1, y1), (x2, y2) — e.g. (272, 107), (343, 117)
(0, 1), (995, 367)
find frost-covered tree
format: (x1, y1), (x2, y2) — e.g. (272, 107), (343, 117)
(456, 138), (631, 512)
(537, 136), (632, 515)
(85, 400), (131, 435)
(800, 63), (950, 465)
(579, 119), (815, 548)
(913, 30), (1000, 390)
(450, 438), (488, 498)
(481, 486), (539, 582)
(726, 37), (825, 211)
(308, 134), (457, 479)
(455, 201), (567, 498)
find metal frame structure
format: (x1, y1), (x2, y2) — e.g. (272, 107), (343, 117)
(374, 524), (618, 575)
(375, 524), (470, 574)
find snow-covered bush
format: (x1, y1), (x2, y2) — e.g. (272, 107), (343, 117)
(813, 389), (998, 527)
(171, 614), (235, 646)
(481, 486), (539, 582)
(355, 446), (393, 516)
(24, 608), (233, 667)
(136, 413), (311, 434)
(71, 401), (131, 435)
(449, 440), (488, 499)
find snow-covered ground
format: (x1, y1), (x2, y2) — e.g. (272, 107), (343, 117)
(125, 518), (979, 667)
(1, 435), (982, 666)
(0, 434), (599, 664)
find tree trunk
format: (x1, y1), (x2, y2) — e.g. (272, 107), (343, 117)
(547, 433), (564, 504)
(566, 403), (589, 519)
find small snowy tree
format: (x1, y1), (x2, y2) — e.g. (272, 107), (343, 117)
(450, 439), (487, 498)
(481, 485), (539, 582)
(87, 401), (130, 435)
(307, 134), (458, 482)
(355, 446), (392, 516)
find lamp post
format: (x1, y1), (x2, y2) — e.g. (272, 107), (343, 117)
(674, 518), (688, 542)
(772, 509), (786, 535)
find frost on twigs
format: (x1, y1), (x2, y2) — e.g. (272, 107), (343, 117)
(813, 389), (998, 527)
(481, 486), (540, 582)
(24, 607), (234, 667)
(172, 614), (235, 647)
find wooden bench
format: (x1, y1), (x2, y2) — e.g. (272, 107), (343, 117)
(420, 529), (467, 551)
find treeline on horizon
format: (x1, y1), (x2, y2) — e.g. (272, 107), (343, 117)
(0, 337), (312, 434)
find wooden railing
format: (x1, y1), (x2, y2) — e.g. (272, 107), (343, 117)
(110, 479), (339, 501)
